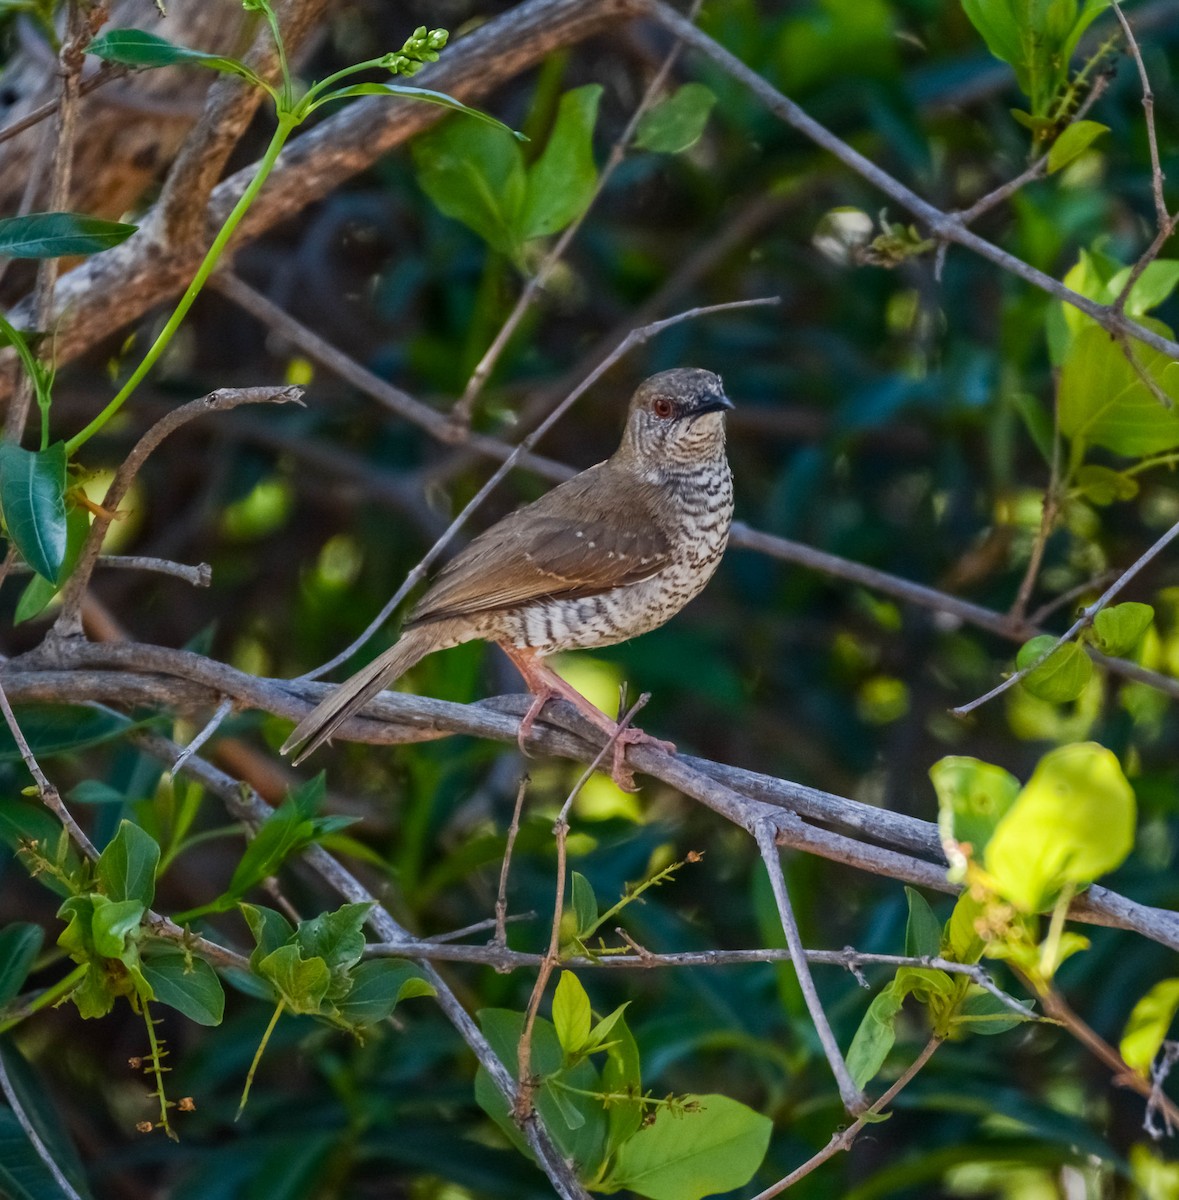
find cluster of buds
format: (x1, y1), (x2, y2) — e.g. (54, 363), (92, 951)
(381, 26), (449, 77)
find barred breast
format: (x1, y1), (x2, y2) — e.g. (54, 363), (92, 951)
(498, 457), (734, 654)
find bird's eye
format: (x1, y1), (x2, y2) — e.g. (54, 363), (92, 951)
(652, 397), (674, 419)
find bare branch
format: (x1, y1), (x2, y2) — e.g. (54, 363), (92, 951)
(10, 555), (212, 587)
(50, 385), (302, 640)
(952, 515), (1179, 716)
(643, 0), (1179, 361)
(753, 820), (867, 1114)
(1112, 2), (1169, 229)
(0, 1050), (86, 1200)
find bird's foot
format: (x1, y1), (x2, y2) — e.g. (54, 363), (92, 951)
(606, 726), (676, 793)
(517, 689), (553, 759)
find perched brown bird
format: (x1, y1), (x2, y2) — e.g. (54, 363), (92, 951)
(282, 368), (734, 787)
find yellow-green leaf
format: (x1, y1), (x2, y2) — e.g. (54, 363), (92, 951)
(1047, 120), (1108, 174)
(1091, 602), (1153, 657)
(1120, 978), (1179, 1076)
(1017, 638), (1093, 703)
(984, 743), (1136, 912)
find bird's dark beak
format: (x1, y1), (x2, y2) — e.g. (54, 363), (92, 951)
(690, 392), (734, 418)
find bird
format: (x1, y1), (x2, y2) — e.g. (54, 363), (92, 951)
(281, 367), (735, 789)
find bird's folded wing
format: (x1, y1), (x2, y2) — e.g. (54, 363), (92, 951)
(407, 473), (671, 624)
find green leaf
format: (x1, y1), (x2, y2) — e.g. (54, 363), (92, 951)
(634, 83), (717, 154)
(0, 923), (44, 1008)
(228, 778), (332, 899)
(602, 1010), (643, 1155)
(335, 959), (433, 1025)
(1107, 259), (1179, 318)
(571, 872), (598, 937)
(14, 504), (90, 623)
(240, 903), (296, 971)
(0, 442), (68, 583)
(412, 117), (527, 257)
(87, 29), (264, 86)
(1091, 602), (1153, 656)
(141, 951), (225, 1026)
(519, 85), (602, 240)
(604, 1094), (772, 1200)
(1121, 978), (1179, 1076)
(1016, 637), (1093, 703)
(0, 705), (135, 762)
(952, 988), (1033, 1036)
(1059, 320), (1179, 456)
(295, 902), (372, 972)
(1047, 120), (1109, 173)
(96, 820), (159, 906)
(944, 891), (987, 964)
(552, 970), (592, 1057)
(314, 82), (523, 138)
(0, 212), (137, 259)
(474, 1008), (608, 1172)
(89, 896), (145, 959)
(930, 755), (1020, 879)
(847, 979), (904, 1088)
(257, 944), (331, 1014)
(903, 887), (941, 959)
(984, 742), (1136, 912)
(0, 1043), (94, 1200)
(1075, 463), (1139, 506)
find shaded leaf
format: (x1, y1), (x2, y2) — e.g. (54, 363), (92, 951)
(315, 82), (523, 137)
(0, 705), (135, 762)
(0, 213), (136, 260)
(903, 887), (941, 959)
(141, 951), (225, 1026)
(0, 443), (67, 583)
(257, 945), (331, 1014)
(635, 83), (716, 154)
(295, 902), (372, 972)
(519, 85), (602, 240)
(88, 896), (145, 960)
(336, 959), (433, 1026)
(87, 29), (263, 86)
(14, 505), (90, 624)
(571, 872), (597, 937)
(96, 820), (159, 906)
(847, 979), (904, 1088)
(0, 924), (44, 1008)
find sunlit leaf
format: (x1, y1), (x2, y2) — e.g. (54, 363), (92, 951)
(1047, 120), (1108, 174)
(552, 970), (592, 1058)
(1121, 978), (1179, 1076)
(984, 742), (1136, 912)
(1091, 602), (1153, 657)
(1016, 637), (1093, 703)
(604, 1094), (772, 1200)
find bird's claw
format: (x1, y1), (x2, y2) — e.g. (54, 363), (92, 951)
(608, 727), (675, 793)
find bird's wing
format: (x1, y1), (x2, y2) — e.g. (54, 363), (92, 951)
(407, 464), (671, 625)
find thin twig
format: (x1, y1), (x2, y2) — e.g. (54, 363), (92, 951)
(515, 695), (647, 1120)
(952, 515), (1179, 716)
(50, 386), (302, 640)
(0, 675), (98, 859)
(9, 555), (212, 587)
(450, 0), (703, 427)
(753, 819), (867, 1115)
(172, 697), (234, 773)
(494, 775), (530, 950)
(1010, 429), (1062, 624)
(296, 297), (778, 683)
(6, 0), (95, 442)
(750, 1036), (942, 1198)
(0, 1049), (86, 1200)
(1112, 1), (1169, 229)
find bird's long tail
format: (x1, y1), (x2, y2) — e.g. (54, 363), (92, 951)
(281, 624), (445, 764)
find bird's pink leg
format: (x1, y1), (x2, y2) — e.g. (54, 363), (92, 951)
(499, 644), (674, 791)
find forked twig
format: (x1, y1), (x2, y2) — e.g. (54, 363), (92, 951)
(753, 819), (867, 1115)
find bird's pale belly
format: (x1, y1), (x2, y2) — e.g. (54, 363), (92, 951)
(502, 523), (731, 655)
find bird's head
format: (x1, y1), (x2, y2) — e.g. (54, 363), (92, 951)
(620, 368), (733, 470)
